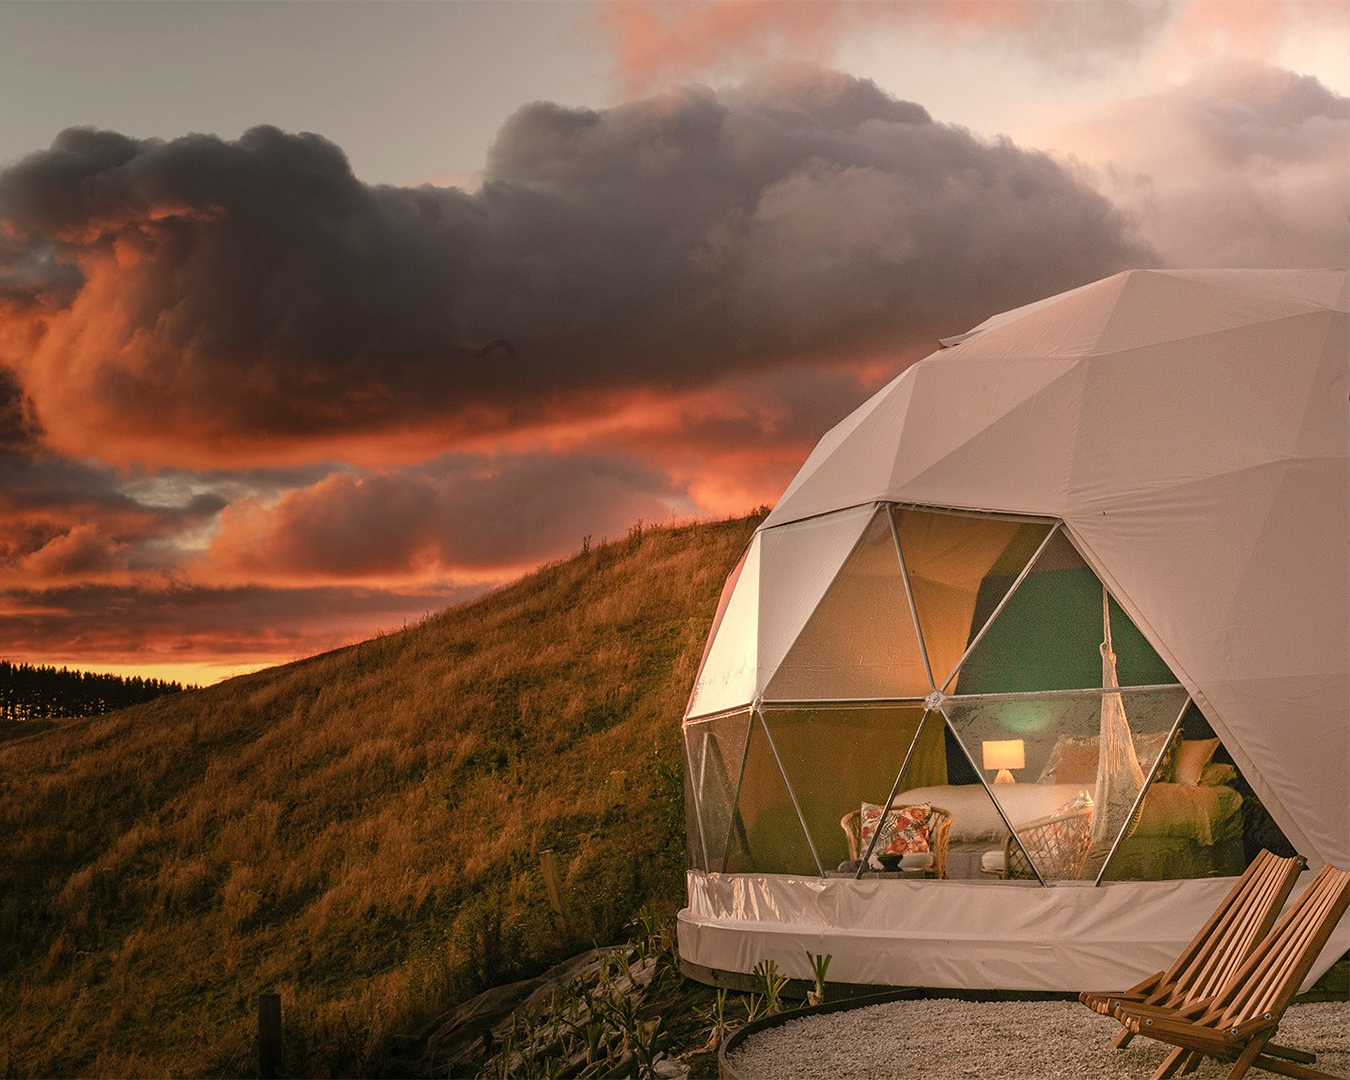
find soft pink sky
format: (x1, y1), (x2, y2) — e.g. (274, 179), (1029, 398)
(0, 0), (1346, 684)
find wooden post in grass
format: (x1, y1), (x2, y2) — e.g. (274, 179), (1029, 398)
(540, 849), (572, 937)
(258, 992), (282, 1079)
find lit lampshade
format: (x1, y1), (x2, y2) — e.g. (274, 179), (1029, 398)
(982, 739), (1026, 784)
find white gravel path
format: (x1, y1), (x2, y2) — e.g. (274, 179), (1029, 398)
(727, 999), (1349, 1080)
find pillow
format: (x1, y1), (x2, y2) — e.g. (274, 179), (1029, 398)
(1037, 734), (1100, 785)
(1173, 738), (1220, 785)
(1199, 762), (1239, 787)
(1149, 727), (1184, 783)
(1038, 731), (1181, 785)
(1133, 730), (1176, 779)
(859, 801), (931, 856)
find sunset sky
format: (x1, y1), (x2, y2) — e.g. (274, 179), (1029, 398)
(1, 0), (1346, 685)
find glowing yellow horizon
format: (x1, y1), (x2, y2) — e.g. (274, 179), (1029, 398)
(25, 659), (279, 689)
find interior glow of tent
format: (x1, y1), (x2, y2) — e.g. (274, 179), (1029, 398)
(676, 269), (1349, 994)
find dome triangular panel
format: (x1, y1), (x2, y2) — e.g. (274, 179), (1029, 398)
(765, 509), (928, 701)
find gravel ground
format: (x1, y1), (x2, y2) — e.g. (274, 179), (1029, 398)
(727, 999), (1349, 1080)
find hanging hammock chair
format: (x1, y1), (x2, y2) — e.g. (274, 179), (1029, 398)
(1082, 587), (1146, 877)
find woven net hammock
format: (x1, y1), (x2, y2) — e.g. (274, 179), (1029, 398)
(1083, 587), (1146, 876)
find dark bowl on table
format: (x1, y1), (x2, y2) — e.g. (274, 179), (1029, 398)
(876, 854), (903, 871)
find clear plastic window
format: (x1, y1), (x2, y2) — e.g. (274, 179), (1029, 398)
(684, 710), (752, 872)
(761, 703), (940, 871)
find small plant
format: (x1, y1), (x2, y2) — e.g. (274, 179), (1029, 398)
(634, 904), (660, 948)
(806, 950), (832, 1006)
(630, 1017), (665, 1079)
(752, 958), (789, 1016)
(629, 902), (679, 974)
(694, 987), (733, 1050)
(605, 990), (642, 1053)
(582, 1020), (606, 1065)
(491, 1031), (514, 1080)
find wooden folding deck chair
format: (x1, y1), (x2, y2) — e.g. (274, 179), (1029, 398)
(1113, 862), (1350, 1080)
(1080, 850), (1306, 1050)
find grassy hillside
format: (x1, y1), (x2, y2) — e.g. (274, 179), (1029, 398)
(0, 512), (762, 1077)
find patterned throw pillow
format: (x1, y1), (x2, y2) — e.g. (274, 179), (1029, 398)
(859, 802), (931, 855)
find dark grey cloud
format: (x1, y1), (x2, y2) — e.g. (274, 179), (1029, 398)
(0, 66), (1156, 467)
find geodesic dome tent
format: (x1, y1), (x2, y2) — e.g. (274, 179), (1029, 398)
(677, 269), (1349, 992)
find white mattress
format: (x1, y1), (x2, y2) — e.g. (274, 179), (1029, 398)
(897, 783), (1089, 842)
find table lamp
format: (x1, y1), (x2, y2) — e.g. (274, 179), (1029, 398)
(982, 739), (1025, 784)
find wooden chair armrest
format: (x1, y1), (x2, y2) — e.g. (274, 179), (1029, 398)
(1114, 998), (1214, 1024)
(1120, 1012), (1238, 1053)
(1230, 1014), (1280, 1040)
(1083, 989), (1148, 1011)
(1080, 971), (1162, 1006)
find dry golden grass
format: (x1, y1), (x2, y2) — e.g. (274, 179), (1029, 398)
(0, 512), (762, 1078)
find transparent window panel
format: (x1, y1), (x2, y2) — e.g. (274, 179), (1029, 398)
(765, 509), (930, 701)
(683, 710), (752, 872)
(884, 711), (1013, 880)
(891, 507), (1052, 693)
(761, 704), (941, 872)
(1102, 702), (1294, 883)
(944, 687), (1189, 881)
(726, 712), (818, 875)
(951, 530), (1175, 694)
(684, 747), (703, 872)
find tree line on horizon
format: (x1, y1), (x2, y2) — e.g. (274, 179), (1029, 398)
(0, 661), (193, 721)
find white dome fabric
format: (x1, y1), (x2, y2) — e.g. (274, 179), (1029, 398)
(706, 268), (1348, 868)
(678, 269), (1347, 992)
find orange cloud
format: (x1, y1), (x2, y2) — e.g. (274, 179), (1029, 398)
(204, 454), (691, 588)
(15, 524), (129, 583)
(594, 0), (843, 95)
(0, 580), (480, 676)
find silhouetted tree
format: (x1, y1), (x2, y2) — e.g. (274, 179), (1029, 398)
(0, 661), (193, 721)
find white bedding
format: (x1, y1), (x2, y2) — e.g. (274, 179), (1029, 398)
(897, 783), (1089, 842)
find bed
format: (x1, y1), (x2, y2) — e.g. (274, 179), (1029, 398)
(894, 772), (1244, 881)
